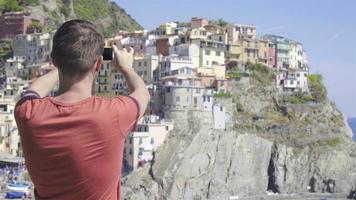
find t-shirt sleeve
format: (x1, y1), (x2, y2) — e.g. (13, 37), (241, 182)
(14, 90), (41, 120)
(115, 96), (140, 138)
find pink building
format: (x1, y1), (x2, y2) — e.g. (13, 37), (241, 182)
(268, 43), (277, 68)
(0, 12), (43, 39)
(191, 17), (209, 28)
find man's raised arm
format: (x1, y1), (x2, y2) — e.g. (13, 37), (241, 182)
(112, 45), (150, 119)
(27, 68), (59, 98)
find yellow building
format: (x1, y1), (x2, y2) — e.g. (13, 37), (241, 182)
(258, 39), (269, 66)
(240, 38), (259, 64)
(226, 43), (241, 61)
(191, 39), (226, 67)
(153, 22), (178, 36)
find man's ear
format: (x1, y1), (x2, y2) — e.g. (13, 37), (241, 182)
(95, 56), (103, 72)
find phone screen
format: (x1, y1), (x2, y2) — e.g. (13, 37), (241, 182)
(103, 47), (113, 61)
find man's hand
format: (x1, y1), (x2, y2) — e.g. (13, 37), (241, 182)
(111, 45), (150, 119)
(112, 45), (134, 73)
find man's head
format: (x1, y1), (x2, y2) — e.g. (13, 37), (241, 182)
(51, 19), (104, 78)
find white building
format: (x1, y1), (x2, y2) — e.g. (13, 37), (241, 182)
(123, 115), (174, 170)
(12, 32), (54, 66)
(0, 99), (20, 156)
(4, 56), (25, 78)
(169, 43), (200, 67)
(289, 42), (308, 70)
(213, 104), (226, 129)
(203, 89), (214, 111)
(277, 69), (309, 92)
(226, 24), (257, 44)
(161, 74), (205, 113)
(133, 55), (160, 84)
(159, 55), (195, 79)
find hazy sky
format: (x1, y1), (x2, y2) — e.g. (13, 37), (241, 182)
(115, 0), (356, 117)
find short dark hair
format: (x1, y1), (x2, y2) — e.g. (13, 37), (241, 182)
(52, 19), (104, 76)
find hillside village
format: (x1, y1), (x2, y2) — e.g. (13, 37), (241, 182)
(0, 11), (317, 173)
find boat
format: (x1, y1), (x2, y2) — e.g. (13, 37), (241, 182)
(6, 181), (30, 193)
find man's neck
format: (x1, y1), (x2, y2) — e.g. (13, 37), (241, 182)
(56, 73), (95, 103)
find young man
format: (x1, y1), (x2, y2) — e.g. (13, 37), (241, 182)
(14, 20), (150, 199)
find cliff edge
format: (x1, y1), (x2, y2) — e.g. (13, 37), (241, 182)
(122, 65), (356, 199)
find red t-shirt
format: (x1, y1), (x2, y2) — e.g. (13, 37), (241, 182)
(14, 91), (139, 200)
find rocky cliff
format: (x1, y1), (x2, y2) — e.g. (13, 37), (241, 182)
(23, 0), (142, 36)
(122, 65), (356, 199)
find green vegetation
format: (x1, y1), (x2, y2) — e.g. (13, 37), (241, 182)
(279, 92), (315, 105)
(73, 0), (142, 36)
(235, 98), (244, 112)
(0, 39), (12, 62)
(214, 92), (232, 98)
(308, 74), (327, 101)
(227, 66), (248, 79)
(326, 138), (340, 147)
(209, 18), (228, 27)
(25, 0), (39, 6)
(313, 138), (341, 148)
(59, 5), (70, 18)
(42, 4), (48, 12)
(73, 0), (111, 21)
(30, 20), (43, 32)
(0, 0), (23, 13)
(176, 21), (191, 27)
(248, 63), (274, 85)
(1, 0), (142, 36)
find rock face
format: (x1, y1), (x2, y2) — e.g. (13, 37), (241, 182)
(24, 0), (142, 36)
(122, 67), (356, 199)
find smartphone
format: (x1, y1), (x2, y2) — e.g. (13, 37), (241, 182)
(103, 47), (113, 61)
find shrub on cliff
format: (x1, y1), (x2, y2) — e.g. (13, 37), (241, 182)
(308, 74), (327, 101)
(247, 63), (274, 85)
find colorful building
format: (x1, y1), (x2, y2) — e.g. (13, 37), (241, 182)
(0, 12), (44, 39)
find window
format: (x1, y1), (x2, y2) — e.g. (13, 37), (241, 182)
(297, 81), (300, 85)
(220, 106), (223, 111)
(139, 138), (143, 144)
(139, 62), (142, 67)
(206, 61), (209, 65)
(166, 126), (169, 131)
(129, 137), (132, 144)
(166, 88), (171, 93)
(150, 138), (155, 144)
(196, 88), (200, 93)
(187, 88), (190, 92)
(176, 96), (180, 102)
(205, 50), (211, 55)
(297, 73), (300, 77)
(216, 51), (221, 56)
(144, 61), (147, 66)
(194, 97), (197, 105)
